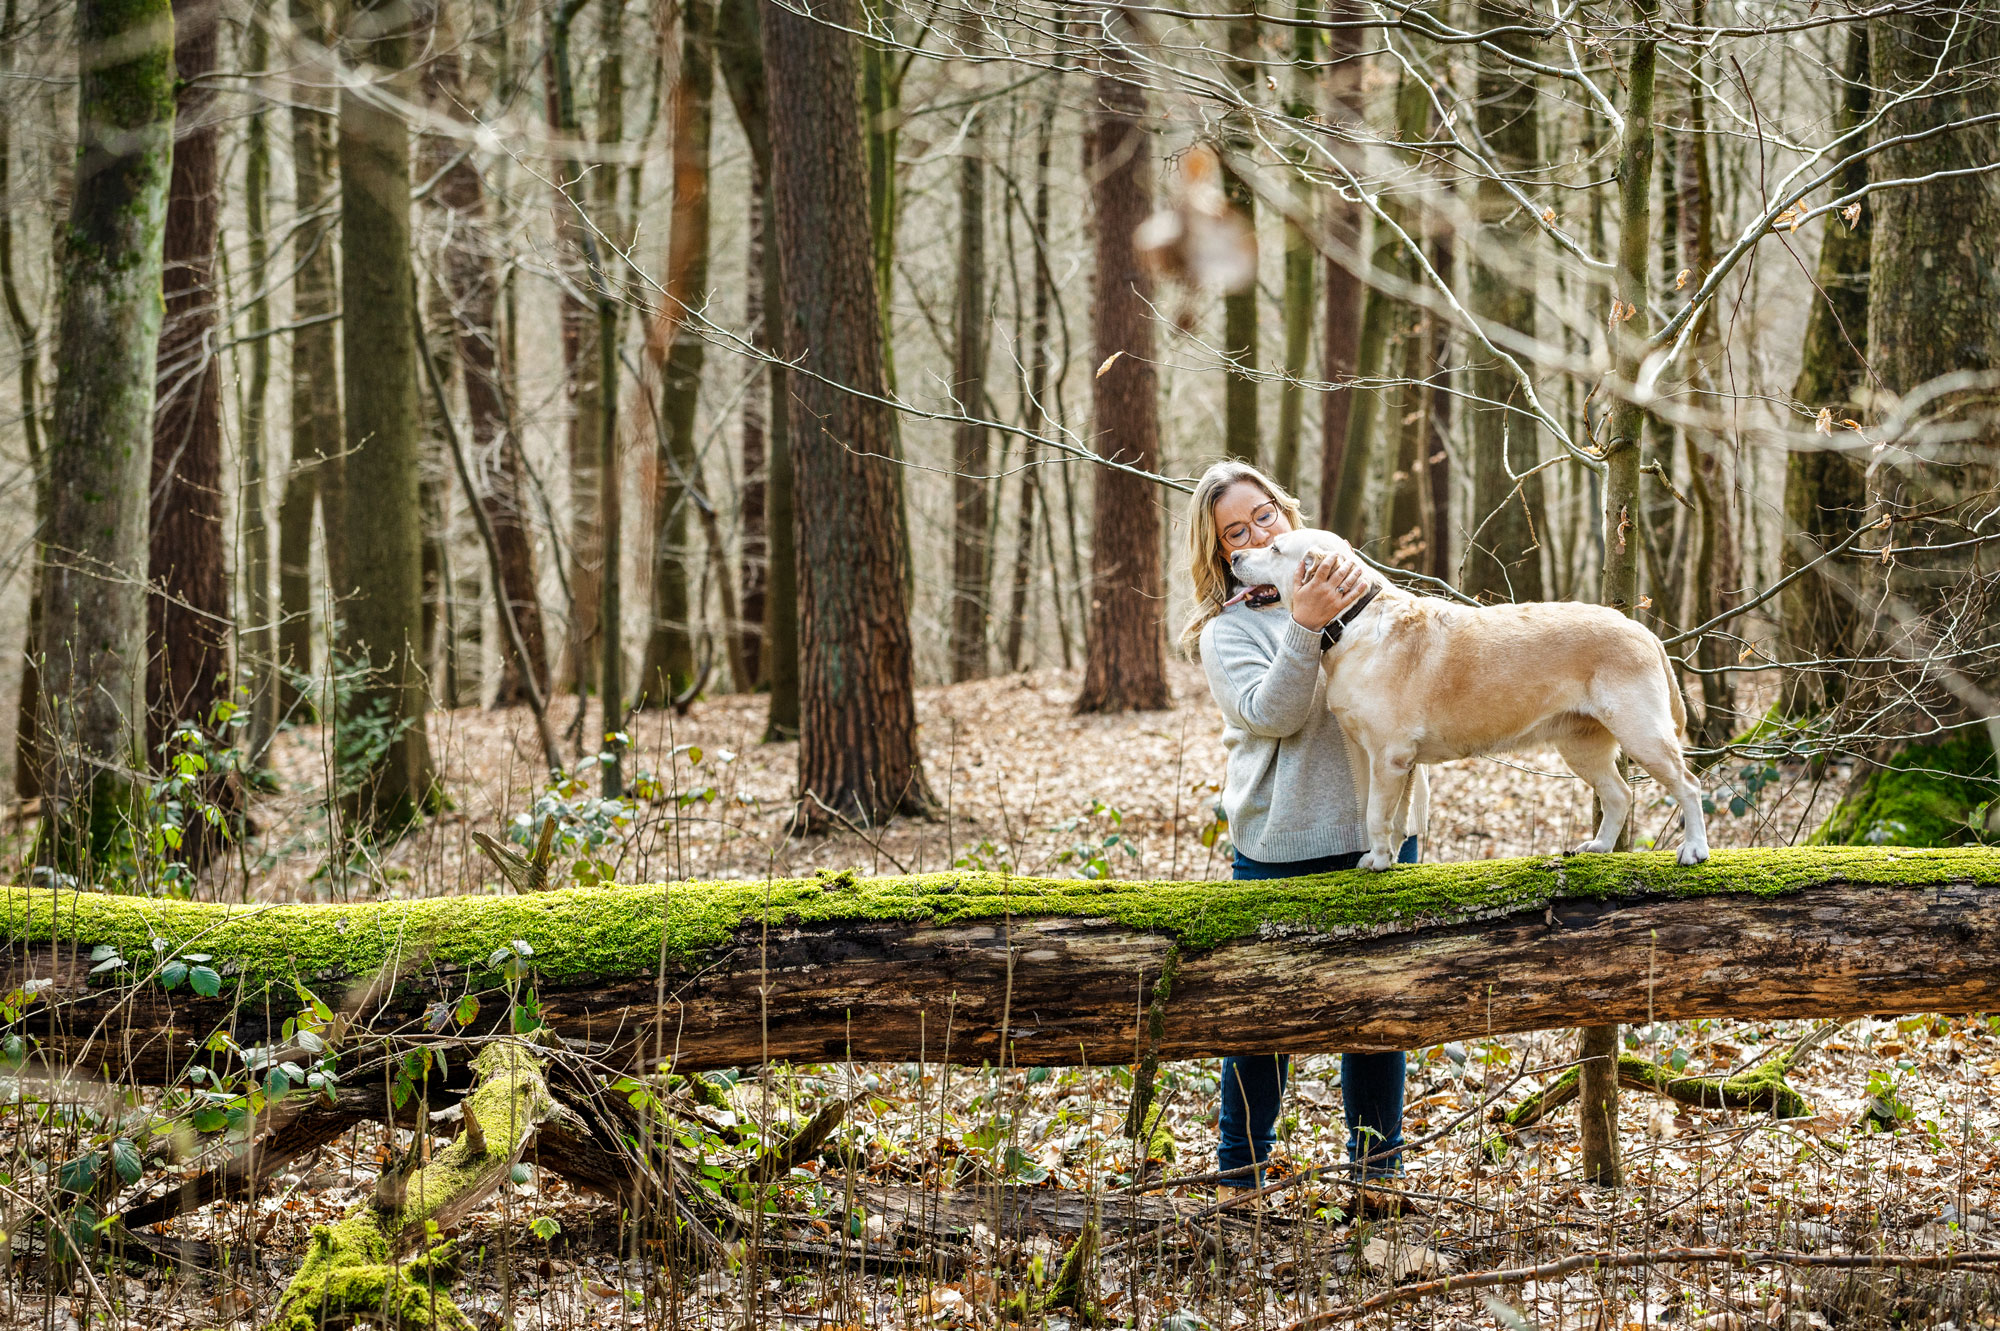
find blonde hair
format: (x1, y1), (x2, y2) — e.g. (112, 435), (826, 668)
(1179, 460), (1307, 658)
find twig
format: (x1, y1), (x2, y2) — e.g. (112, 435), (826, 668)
(1282, 1246), (2000, 1329)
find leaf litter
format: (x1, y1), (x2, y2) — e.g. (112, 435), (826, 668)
(31, 668), (2000, 1331)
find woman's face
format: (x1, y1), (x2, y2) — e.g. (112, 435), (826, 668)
(1214, 481), (1293, 554)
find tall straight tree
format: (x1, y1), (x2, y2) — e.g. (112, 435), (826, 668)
(37, 0), (176, 866)
(1778, 27), (1870, 718)
(763, 0), (931, 823)
(1004, 74), (1062, 672)
(638, 0), (716, 708)
(423, 0), (548, 707)
(1077, 49), (1171, 714)
(240, 0), (277, 764)
(337, 0), (438, 826)
(1818, 2), (2000, 843)
(1579, 0), (1661, 1188)
(1219, 11), (1259, 464)
(716, 0), (798, 737)
(4, 0), (49, 801)
(1675, 22), (1737, 750)
(1464, 2), (1546, 602)
(948, 30), (990, 684)
(278, 0), (342, 721)
(149, 0), (231, 776)
(736, 188), (770, 686)
(1271, 4), (1315, 496)
(1317, 6), (1365, 528)
(1330, 66), (1426, 544)
(548, 2), (610, 694)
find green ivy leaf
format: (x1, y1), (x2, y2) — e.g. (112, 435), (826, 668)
(455, 994), (479, 1027)
(189, 966), (223, 998)
(159, 961), (187, 991)
(110, 1138), (143, 1186)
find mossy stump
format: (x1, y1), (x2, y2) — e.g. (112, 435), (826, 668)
(273, 1039), (560, 1330)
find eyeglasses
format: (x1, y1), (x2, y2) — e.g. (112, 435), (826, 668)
(1220, 500), (1282, 549)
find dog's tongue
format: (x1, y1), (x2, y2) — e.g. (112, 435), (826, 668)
(1223, 584), (1280, 608)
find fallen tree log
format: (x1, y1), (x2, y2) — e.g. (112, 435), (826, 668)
(8, 847), (2000, 1082)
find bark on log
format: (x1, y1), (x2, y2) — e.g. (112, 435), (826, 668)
(9, 848), (2000, 1083)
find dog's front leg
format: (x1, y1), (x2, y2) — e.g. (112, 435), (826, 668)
(1359, 751), (1414, 871)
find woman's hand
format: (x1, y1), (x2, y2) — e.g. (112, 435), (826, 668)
(1292, 554), (1369, 631)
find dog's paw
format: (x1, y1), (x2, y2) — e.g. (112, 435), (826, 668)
(1677, 843), (1711, 866)
(1571, 838), (1615, 855)
(1358, 849), (1395, 872)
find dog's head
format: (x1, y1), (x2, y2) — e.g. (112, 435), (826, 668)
(1225, 529), (1357, 608)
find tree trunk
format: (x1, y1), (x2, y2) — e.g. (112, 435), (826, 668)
(337, 0), (438, 829)
(1675, 25), (1738, 751)
(1464, 5), (1547, 602)
(240, 0), (276, 765)
(1220, 12), (1259, 466)
(1421, 238), (1453, 585)
(949, 66), (990, 683)
(1384, 315), (1427, 568)
(423, 4), (548, 710)
(1778, 26), (1870, 719)
(19, 848), (2000, 1082)
(1005, 81), (1061, 673)
(764, 0), (931, 823)
(149, 0), (232, 780)
(278, 0), (342, 724)
(1317, 5), (1365, 528)
(737, 183), (769, 688)
(858, 0), (915, 587)
(1817, 4), (2000, 847)
(637, 0), (716, 708)
(1331, 67), (1426, 547)
(1077, 52), (1171, 715)
(35, 0), (176, 869)
(3, 0), (48, 803)
(1581, 0), (1661, 1188)
(1272, 3), (1315, 497)
(714, 0), (797, 739)
(548, 16), (606, 698)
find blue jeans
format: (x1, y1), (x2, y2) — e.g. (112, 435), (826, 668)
(1218, 838), (1418, 1187)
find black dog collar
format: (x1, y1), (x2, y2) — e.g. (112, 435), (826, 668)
(1320, 586), (1380, 651)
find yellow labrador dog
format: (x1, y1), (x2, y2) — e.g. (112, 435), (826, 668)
(1229, 530), (1709, 870)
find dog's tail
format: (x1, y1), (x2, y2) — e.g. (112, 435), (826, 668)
(1657, 637), (1690, 747)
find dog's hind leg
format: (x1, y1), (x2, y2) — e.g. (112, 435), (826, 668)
(1554, 725), (1630, 854)
(1359, 749), (1415, 871)
(1619, 727), (1711, 865)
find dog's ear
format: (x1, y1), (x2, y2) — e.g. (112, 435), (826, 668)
(1297, 551), (1321, 581)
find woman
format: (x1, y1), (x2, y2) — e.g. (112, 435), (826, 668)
(1183, 459), (1417, 1193)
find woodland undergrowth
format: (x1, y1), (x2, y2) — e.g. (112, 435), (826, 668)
(12, 666), (2000, 1331)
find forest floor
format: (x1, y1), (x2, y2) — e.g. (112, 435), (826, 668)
(20, 668), (1998, 1331)
(240, 662), (1843, 902)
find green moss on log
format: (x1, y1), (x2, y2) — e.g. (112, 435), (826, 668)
(11, 846), (2000, 997)
(1486, 1047), (1813, 1159)
(271, 1213), (473, 1331)
(1814, 733), (1999, 848)
(272, 1042), (547, 1330)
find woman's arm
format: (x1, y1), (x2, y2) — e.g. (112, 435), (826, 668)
(1202, 614), (1327, 739)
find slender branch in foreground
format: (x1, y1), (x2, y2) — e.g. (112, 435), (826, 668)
(1283, 1247), (2000, 1329)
